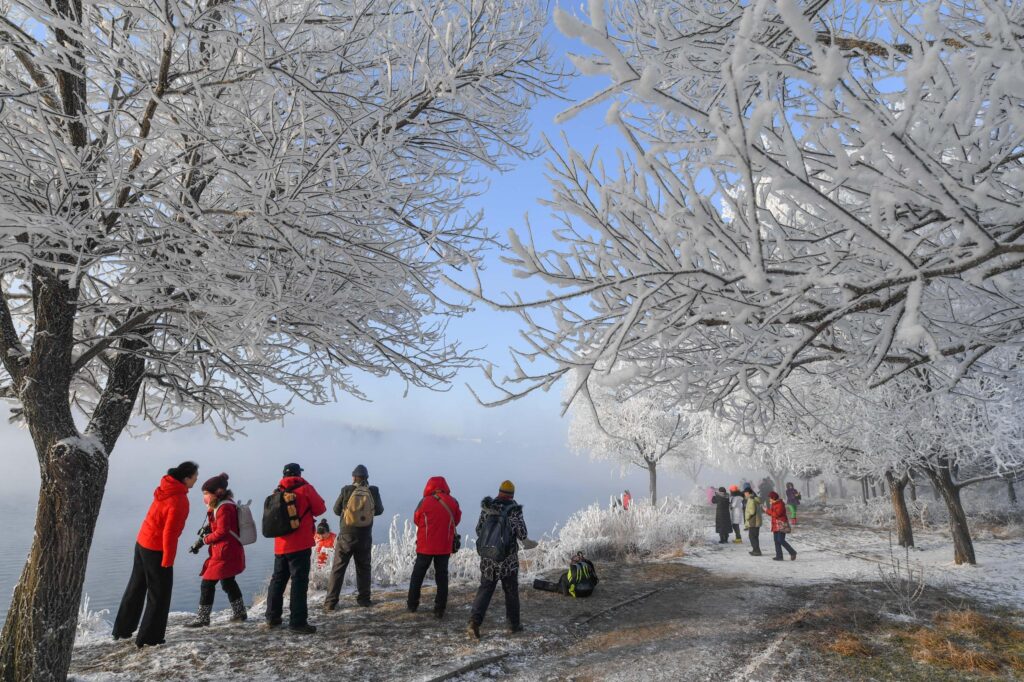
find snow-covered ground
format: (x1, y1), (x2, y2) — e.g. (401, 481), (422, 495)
(682, 513), (1024, 611)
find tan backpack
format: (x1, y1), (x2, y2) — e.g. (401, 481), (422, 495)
(343, 484), (375, 528)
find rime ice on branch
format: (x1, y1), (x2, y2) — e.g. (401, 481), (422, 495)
(0, 1), (561, 679)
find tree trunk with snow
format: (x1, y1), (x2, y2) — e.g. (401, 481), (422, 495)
(885, 471), (914, 548)
(1009, 478), (1018, 507)
(647, 459), (658, 506)
(1, 446), (109, 681)
(923, 465), (976, 565)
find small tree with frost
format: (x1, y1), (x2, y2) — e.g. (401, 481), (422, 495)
(567, 381), (701, 505)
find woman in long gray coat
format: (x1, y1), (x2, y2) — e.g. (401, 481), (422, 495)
(729, 486), (745, 543)
(711, 487), (732, 543)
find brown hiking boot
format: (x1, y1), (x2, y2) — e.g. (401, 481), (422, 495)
(467, 620), (480, 640)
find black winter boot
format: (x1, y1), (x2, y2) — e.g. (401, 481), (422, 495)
(185, 604), (212, 628)
(230, 598), (247, 622)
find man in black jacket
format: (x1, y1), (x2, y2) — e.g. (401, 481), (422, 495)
(468, 480), (527, 639)
(324, 464), (384, 610)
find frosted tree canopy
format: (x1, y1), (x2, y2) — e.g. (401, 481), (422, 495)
(480, 0), (1024, 413)
(0, 0), (561, 439)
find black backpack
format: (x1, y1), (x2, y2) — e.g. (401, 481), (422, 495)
(262, 483), (303, 538)
(476, 503), (514, 562)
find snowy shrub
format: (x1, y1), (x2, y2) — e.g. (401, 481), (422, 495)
(309, 498), (705, 592)
(827, 498), (941, 529)
(74, 595), (111, 646)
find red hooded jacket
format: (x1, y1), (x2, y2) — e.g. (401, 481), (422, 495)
(766, 497), (790, 533)
(274, 476), (327, 555)
(137, 475), (190, 568)
(414, 476), (461, 556)
(200, 500), (246, 580)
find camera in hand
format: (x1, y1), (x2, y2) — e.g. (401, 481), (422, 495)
(188, 524), (210, 554)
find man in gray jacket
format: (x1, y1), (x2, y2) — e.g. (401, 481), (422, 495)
(324, 464), (384, 610)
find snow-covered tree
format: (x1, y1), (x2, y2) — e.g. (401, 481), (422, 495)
(764, 367), (1024, 562)
(477, 0), (1024, 417)
(567, 380), (701, 505)
(0, 1), (559, 677)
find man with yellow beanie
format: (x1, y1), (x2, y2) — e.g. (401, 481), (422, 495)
(468, 480), (528, 639)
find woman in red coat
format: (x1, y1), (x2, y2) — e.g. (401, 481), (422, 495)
(407, 476), (461, 617)
(113, 461), (198, 648)
(766, 491), (797, 561)
(186, 473), (247, 627)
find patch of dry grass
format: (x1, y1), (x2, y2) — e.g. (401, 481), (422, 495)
(933, 609), (1024, 644)
(906, 627), (1001, 674)
(824, 631), (872, 657)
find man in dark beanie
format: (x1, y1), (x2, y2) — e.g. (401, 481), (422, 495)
(323, 464), (383, 610)
(468, 480), (527, 639)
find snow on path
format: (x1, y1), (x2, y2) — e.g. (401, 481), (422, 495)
(680, 512), (1024, 610)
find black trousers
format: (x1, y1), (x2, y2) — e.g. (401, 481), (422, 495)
(732, 523), (742, 539)
(200, 577), (242, 606)
(266, 549), (311, 627)
(748, 526), (761, 552)
(773, 531), (796, 559)
(325, 531), (372, 606)
(470, 572), (520, 627)
(112, 543), (173, 646)
(407, 553), (450, 612)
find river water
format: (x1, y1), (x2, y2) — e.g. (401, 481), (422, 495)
(0, 411), (666, 624)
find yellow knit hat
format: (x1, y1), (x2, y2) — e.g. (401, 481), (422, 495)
(499, 480), (515, 495)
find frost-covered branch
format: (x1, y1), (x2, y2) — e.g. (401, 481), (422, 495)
(477, 0), (1024, 417)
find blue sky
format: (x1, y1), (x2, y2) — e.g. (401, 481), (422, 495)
(0, 11), (727, 532)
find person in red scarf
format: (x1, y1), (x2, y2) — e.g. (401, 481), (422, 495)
(185, 473), (247, 627)
(113, 461), (198, 648)
(765, 491), (797, 561)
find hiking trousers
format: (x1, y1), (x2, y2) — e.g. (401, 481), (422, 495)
(266, 548), (311, 626)
(407, 553), (450, 613)
(470, 572), (520, 627)
(325, 530), (372, 606)
(112, 543), (173, 647)
(774, 531), (796, 559)
(748, 526), (761, 553)
(200, 577), (242, 606)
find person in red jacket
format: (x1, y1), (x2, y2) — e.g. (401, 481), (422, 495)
(766, 491), (797, 561)
(265, 462), (327, 634)
(185, 473), (247, 627)
(407, 476), (461, 618)
(113, 461), (198, 648)
(314, 519), (336, 568)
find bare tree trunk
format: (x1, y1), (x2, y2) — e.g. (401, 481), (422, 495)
(1009, 478), (1018, 507)
(923, 465), (976, 565)
(861, 477), (868, 505)
(908, 473), (918, 502)
(1, 443), (108, 681)
(647, 459), (657, 506)
(1, 273), (143, 680)
(837, 478), (846, 499)
(885, 471), (914, 548)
